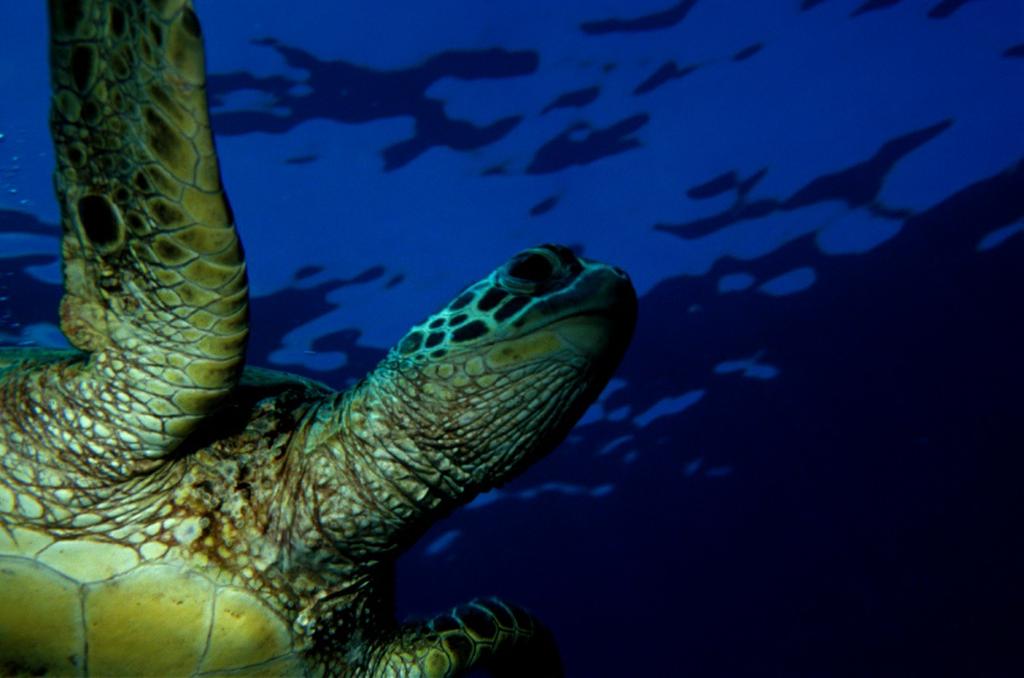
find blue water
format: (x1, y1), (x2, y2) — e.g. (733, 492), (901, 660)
(2, 1), (1022, 675)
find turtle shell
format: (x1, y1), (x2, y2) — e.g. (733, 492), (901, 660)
(0, 514), (304, 676)
(0, 350), (328, 677)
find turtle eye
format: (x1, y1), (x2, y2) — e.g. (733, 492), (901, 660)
(508, 252), (554, 282)
(499, 248), (566, 294)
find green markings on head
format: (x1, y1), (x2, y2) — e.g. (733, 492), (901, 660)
(451, 320), (488, 342)
(394, 244), (609, 362)
(397, 332), (425, 355)
(475, 288), (506, 312)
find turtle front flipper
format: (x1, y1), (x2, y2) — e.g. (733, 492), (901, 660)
(42, 1), (247, 464)
(368, 599), (563, 677)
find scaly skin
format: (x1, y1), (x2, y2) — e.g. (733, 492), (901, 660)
(1, 247), (634, 675)
(0, 1), (637, 676)
(287, 254), (636, 673)
(48, 0), (248, 478)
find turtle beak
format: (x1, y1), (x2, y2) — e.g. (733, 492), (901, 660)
(548, 264), (636, 360)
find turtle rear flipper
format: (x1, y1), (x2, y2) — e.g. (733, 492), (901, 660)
(368, 598), (564, 677)
(40, 0), (247, 468)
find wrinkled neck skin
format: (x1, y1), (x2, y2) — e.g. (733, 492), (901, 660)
(268, 342), (600, 627)
(287, 345), (593, 574)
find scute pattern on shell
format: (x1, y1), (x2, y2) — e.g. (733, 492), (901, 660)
(0, 526), (300, 676)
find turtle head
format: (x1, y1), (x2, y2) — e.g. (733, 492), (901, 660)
(384, 243), (637, 487)
(289, 245), (635, 568)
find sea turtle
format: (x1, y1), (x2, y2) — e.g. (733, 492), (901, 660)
(0, 1), (635, 676)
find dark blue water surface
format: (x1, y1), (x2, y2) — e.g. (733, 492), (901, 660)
(2, 1), (1022, 676)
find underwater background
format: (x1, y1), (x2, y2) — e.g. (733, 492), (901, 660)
(2, 1), (1022, 676)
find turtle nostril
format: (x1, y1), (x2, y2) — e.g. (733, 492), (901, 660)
(507, 252), (555, 283)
